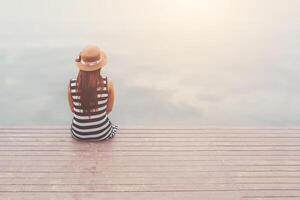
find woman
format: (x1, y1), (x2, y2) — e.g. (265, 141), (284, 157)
(67, 45), (118, 141)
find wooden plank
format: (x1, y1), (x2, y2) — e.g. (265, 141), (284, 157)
(0, 165), (299, 173)
(0, 128), (300, 199)
(1, 132), (300, 137)
(0, 151), (300, 156)
(1, 159), (300, 166)
(2, 191), (300, 200)
(1, 155), (300, 162)
(2, 128), (300, 133)
(1, 184), (300, 192)
(1, 141), (300, 145)
(0, 191), (241, 200)
(0, 184), (238, 192)
(0, 177), (300, 184)
(0, 160), (224, 166)
(1, 171), (300, 178)
(0, 137), (298, 142)
(1, 146), (300, 151)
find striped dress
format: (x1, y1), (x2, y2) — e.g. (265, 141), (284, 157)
(69, 76), (118, 141)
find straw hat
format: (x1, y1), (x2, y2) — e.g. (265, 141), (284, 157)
(75, 45), (107, 71)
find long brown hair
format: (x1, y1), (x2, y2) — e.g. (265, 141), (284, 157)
(75, 69), (104, 117)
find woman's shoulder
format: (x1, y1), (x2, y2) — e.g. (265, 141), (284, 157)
(105, 76), (114, 92)
(106, 76), (112, 82)
(106, 76), (113, 84)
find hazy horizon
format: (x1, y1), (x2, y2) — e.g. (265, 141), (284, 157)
(1, 0), (300, 127)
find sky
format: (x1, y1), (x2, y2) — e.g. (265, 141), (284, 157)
(0, 0), (300, 127)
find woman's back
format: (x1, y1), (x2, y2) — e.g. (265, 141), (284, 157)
(70, 76), (117, 140)
(67, 45), (118, 141)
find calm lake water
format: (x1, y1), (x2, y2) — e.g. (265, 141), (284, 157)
(1, 0), (300, 127)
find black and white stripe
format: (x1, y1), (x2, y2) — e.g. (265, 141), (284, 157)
(70, 76), (118, 140)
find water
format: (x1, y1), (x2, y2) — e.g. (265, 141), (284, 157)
(1, 0), (300, 127)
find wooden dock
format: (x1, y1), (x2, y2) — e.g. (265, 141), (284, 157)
(0, 127), (300, 199)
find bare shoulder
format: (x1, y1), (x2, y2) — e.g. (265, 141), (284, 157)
(67, 80), (71, 90)
(107, 77), (114, 92)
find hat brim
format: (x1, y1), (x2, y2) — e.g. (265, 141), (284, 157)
(76, 51), (107, 71)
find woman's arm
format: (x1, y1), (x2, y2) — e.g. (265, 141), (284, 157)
(106, 78), (115, 114)
(67, 81), (74, 113)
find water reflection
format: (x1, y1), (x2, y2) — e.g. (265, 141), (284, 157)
(0, 0), (299, 127)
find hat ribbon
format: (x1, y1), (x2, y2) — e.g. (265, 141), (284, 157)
(80, 57), (102, 66)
